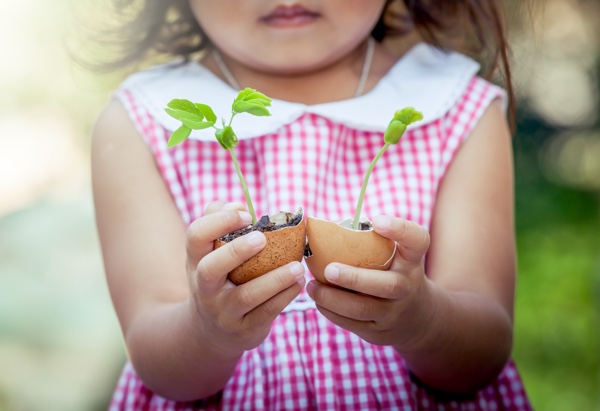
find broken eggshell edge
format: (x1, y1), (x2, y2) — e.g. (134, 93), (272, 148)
(214, 209), (306, 285)
(305, 216), (396, 285)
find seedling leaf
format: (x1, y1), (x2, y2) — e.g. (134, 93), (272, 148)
(393, 107), (423, 125)
(232, 101), (271, 116)
(195, 103), (217, 124)
(232, 88), (272, 116)
(167, 125), (192, 148)
(165, 108), (203, 123)
(181, 119), (214, 130)
(215, 126), (238, 150)
(167, 99), (202, 116)
(384, 120), (407, 144)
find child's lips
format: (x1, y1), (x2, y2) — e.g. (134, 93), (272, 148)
(260, 4), (320, 28)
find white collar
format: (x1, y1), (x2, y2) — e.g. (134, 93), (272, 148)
(120, 43), (480, 141)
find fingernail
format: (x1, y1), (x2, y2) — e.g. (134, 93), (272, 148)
(289, 262), (305, 278)
(238, 211), (253, 225)
(246, 231), (265, 246)
(224, 202), (245, 210)
(373, 215), (390, 230)
(297, 276), (306, 287)
(325, 265), (339, 282)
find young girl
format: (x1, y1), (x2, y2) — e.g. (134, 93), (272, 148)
(91, 0), (532, 409)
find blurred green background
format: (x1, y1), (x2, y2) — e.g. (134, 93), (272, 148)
(0, 0), (598, 410)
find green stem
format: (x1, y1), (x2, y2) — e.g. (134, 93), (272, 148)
(352, 143), (391, 230)
(229, 148), (257, 225)
(228, 112), (238, 127)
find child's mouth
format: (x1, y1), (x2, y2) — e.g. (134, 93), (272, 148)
(260, 4), (320, 28)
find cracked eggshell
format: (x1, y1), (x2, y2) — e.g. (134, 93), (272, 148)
(214, 210), (306, 285)
(305, 217), (396, 285)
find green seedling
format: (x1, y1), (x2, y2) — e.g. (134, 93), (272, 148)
(165, 88), (272, 225)
(352, 107), (423, 230)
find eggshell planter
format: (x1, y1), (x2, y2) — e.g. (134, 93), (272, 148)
(304, 217), (396, 285)
(215, 209), (306, 285)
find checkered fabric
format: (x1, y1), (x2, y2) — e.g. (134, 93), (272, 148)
(108, 75), (532, 410)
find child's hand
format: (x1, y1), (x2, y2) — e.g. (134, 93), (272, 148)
(186, 201), (306, 357)
(306, 215), (434, 350)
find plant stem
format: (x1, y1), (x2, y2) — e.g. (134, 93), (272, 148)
(229, 148), (257, 225)
(352, 142), (391, 230)
(228, 112), (237, 127)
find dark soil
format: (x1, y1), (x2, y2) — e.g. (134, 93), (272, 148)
(218, 211), (303, 243)
(358, 221), (372, 230)
(304, 243), (313, 258)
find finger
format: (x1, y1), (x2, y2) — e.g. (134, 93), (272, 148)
(222, 202), (247, 212)
(243, 277), (306, 326)
(320, 263), (410, 299)
(204, 200), (247, 215)
(315, 303), (373, 338)
(186, 209), (253, 270)
(229, 262), (306, 317)
(306, 280), (384, 321)
(372, 216), (430, 263)
(204, 200), (229, 215)
(196, 231), (267, 294)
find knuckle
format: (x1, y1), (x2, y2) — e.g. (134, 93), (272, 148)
(344, 269), (361, 290)
(221, 210), (239, 226)
(259, 299), (279, 319)
(236, 286), (255, 310)
(274, 268), (292, 289)
(224, 210), (251, 231)
(186, 219), (202, 243)
(205, 200), (227, 215)
(403, 220), (430, 255)
(397, 218), (409, 239)
(227, 241), (246, 262)
(387, 274), (403, 297)
(419, 230), (431, 252)
(349, 301), (370, 320)
(196, 258), (213, 283)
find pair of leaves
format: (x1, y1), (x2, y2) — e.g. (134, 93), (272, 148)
(232, 88), (272, 117)
(165, 99), (217, 147)
(166, 99), (217, 127)
(165, 88), (272, 148)
(384, 107), (423, 144)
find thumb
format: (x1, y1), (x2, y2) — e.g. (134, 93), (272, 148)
(186, 206), (253, 272)
(372, 215), (430, 263)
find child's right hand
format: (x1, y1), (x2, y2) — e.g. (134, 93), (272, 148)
(185, 201), (306, 357)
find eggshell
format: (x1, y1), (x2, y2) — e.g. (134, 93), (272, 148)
(305, 217), (396, 285)
(215, 210), (306, 285)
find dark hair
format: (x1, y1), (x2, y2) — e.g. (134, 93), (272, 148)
(85, 0), (514, 119)
(78, 0), (202, 72)
(381, 0), (515, 125)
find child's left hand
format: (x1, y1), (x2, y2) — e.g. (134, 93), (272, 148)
(306, 215), (435, 350)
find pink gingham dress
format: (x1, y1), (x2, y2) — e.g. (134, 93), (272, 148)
(109, 43), (532, 410)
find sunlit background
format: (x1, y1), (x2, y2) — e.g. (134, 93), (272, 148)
(1, 0), (598, 410)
